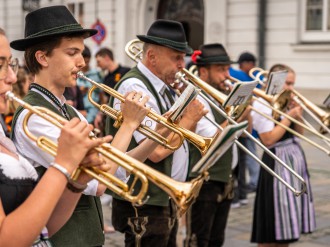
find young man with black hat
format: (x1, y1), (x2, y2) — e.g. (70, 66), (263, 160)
(10, 5), (162, 247)
(106, 19), (207, 246)
(185, 43), (243, 247)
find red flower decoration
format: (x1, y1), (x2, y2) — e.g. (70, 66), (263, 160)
(191, 50), (202, 63)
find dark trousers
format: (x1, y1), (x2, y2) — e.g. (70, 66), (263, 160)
(233, 137), (248, 202)
(112, 198), (178, 247)
(185, 181), (233, 247)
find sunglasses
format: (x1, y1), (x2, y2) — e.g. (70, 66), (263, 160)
(0, 57), (19, 80)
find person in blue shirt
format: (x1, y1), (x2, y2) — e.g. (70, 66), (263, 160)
(230, 52), (260, 208)
(76, 45), (103, 124)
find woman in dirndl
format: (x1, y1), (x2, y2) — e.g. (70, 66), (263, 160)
(251, 64), (316, 247)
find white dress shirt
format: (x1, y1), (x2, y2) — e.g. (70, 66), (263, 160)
(251, 98), (274, 134)
(193, 95), (238, 170)
(13, 88), (99, 196)
(113, 62), (189, 182)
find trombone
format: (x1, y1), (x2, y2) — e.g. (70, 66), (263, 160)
(249, 68), (330, 138)
(6, 91), (209, 217)
(125, 39), (306, 195)
(175, 69), (307, 196)
(227, 70), (330, 155)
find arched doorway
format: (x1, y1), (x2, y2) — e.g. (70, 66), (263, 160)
(157, 0), (204, 50)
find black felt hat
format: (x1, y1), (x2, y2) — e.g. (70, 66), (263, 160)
(10, 5), (97, 51)
(137, 19), (193, 55)
(192, 43), (235, 66)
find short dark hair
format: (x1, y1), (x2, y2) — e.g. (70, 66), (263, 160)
(95, 48), (114, 60)
(24, 33), (85, 74)
(0, 28), (5, 35)
(82, 45), (91, 58)
(237, 52), (256, 64)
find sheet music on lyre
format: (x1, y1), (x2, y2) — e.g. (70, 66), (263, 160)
(192, 120), (248, 173)
(323, 93), (330, 109)
(223, 81), (258, 108)
(265, 70), (288, 95)
(168, 84), (200, 122)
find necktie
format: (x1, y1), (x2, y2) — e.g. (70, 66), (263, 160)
(162, 87), (175, 109)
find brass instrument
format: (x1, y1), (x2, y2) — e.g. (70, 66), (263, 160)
(78, 72), (217, 155)
(249, 67), (330, 135)
(250, 90), (330, 155)
(227, 69), (330, 155)
(292, 89), (330, 134)
(249, 67), (268, 84)
(6, 91), (148, 205)
(78, 71), (183, 152)
(173, 70), (307, 196)
(177, 69), (250, 121)
(6, 91), (208, 217)
(124, 39), (307, 195)
(125, 39), (144, 63)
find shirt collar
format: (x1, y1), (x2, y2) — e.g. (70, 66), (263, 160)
(0, 125), (6, 137)
(137, 62), (167, 95)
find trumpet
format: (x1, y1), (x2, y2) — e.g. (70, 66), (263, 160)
(6, 91), (149, 205)
(78, 73), (217, 156)
(174, 69), (307, 196)
(78, 72), (184, 152)
(6, 91), (210, 216)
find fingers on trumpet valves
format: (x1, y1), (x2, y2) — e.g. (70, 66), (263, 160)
(125, 91), (150, 109)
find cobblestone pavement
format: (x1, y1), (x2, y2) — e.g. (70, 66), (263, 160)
(102, 133), (330, 247)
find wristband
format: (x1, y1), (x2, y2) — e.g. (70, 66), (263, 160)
(66, 181), (88, 193)
(50, 162), (71, 181)
(50, 162), (87, 193)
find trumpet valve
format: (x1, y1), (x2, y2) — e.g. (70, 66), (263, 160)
(113, 112), (124, 128)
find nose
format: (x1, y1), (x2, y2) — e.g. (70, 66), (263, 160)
(5, 65), (17, 85)
(77, 54), (86, 70)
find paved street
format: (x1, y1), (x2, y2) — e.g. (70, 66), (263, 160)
(103, 131), (330, 247)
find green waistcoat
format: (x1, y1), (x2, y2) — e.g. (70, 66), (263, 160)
(105, 67), (173, 207)
(11, 91), (104, 247)
(189, 98), (233, 183)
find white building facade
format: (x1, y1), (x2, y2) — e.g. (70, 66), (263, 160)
(0, 0), (329, 103)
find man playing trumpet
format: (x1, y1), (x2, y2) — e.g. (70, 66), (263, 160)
(106, 19), (207, 246)
(10, 5), (163, 247)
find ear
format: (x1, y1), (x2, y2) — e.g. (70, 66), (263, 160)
(199, 66), (208, 77)
(147, 48), (157, 66)
(35, 50), (48, 68)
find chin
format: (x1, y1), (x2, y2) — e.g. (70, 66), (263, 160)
(0, 103), (7, 114)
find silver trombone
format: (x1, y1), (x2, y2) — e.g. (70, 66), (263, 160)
(229, 69), (330, 154)
(250, 68), (330, 136)
(175, 69), (307, 196)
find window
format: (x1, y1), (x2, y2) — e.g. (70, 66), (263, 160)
(157, 0), (204, 50)
(301, 0), (330, 42)
(67, 2), (85, 26)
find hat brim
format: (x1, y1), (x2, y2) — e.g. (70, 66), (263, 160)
(137, 35), (193, 55)
(10, 28), (97, 51)
(196, 60), (236, 66)
(196, 57), (236, 66)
